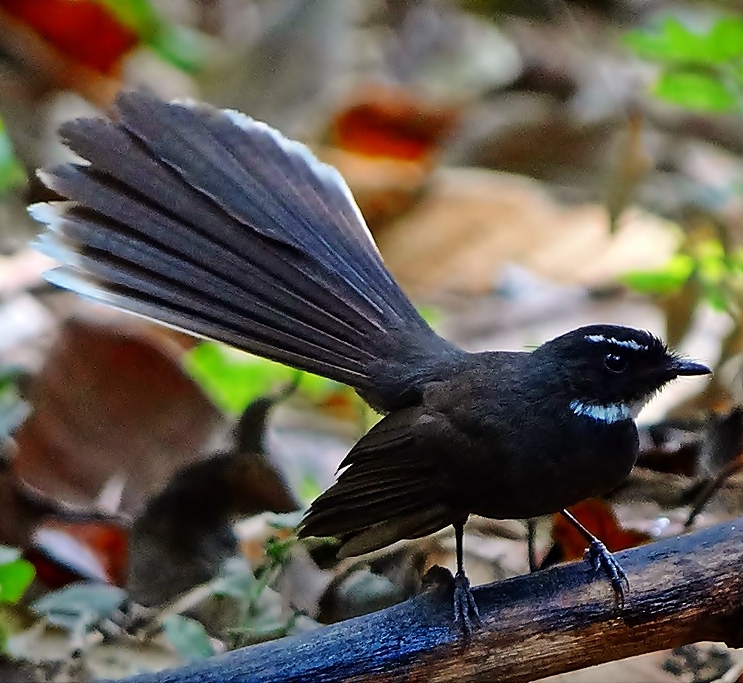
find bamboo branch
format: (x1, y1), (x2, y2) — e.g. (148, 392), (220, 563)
(115, 518), (743, 683)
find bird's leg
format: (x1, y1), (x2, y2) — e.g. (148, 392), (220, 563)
(560, 509), (629, 609)
(452, 521), (481, 634)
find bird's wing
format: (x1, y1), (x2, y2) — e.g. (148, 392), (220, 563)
(298, 406), (462, 557)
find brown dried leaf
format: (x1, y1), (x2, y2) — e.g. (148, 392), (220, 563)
(13, 317), (222, 516)
(375, 168), (677, 296)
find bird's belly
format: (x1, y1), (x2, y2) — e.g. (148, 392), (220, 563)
(456, 422), (639, 520)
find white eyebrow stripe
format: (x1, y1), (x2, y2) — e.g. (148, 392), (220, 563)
(584, 334), (647, 351)
(569, 400), (632, 424)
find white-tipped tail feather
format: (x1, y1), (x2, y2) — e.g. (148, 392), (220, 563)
(31, 91), (460, 412)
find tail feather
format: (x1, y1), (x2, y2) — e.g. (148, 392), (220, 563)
(34, 183), (375, 367)
(31, 91), (461, 410)
(49, 128), (388, 335)
(34, 218), (376, 386)
(47, 164), (375, 338)
(113, 93), (410, 320)
(115, 95), (379, 254)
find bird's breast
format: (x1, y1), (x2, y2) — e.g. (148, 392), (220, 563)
(445, 406), (640, 520)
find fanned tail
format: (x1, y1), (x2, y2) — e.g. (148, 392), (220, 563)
(31, 91), (462, 411)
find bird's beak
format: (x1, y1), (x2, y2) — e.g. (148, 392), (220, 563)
(670, 358), (711, 377)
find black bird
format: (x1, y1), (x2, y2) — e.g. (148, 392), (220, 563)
(30, 91), (709, 630)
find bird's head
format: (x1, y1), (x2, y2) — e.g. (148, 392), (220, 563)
(534, 324), (710, 423)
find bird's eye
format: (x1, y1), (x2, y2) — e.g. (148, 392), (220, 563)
(604, 353), (627, 373)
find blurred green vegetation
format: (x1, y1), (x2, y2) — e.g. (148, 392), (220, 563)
(625, 13), (743, 376)
(184, 310), (439, 416)
(183, 342), (347, 415)
(624, 237), (743, 318)
(0, 547), (35, 606)
(625, 16), (743, 113)
(0, 120), (26, 196)
(0, 368), (27, 440)
(96, 0), (208, 72)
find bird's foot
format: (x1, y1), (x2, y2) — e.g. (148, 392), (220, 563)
(585, 539), (629, 610)
(453, 571), (481, 636)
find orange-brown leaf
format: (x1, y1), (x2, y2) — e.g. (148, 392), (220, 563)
(330, 85), (459, 162)
(28, 517), (129, 587)
(552, 499), (651, 561)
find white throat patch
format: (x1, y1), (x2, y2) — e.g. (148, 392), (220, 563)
(569, 399), (632, 424)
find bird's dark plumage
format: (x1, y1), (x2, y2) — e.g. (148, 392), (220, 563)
(32, 91), (460, 413)
(30, 91), (710, 627)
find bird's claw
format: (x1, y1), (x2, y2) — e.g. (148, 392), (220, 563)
(453, 571), (481, 636)
(585, 539), (629, 610)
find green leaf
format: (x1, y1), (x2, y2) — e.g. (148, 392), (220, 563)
(654, 70), (738, 113)
(417, 305), (441, 328)
(625, 16), (743, 65)
(0, 120), (26, 195)
(94, 0), (160, 37)
(625, 17), (706, 63)
(622, 253), (694, 295)
(148, 24), (208, 74)
(0, 551), (35, 604)
(94, 0), (207, 72)
(184, 343), (339, 414)
(709, 17), (743, 62)
(162, 615), (214, 663)
(702, 284), (730, 312)
(32, 583), (126, 629)
(264, 536), (294, 567)
(0, 368), (28, 439)
(0, 369), (21, 392)
(185, 344), (291, 413)
(297, 474), (323, 505)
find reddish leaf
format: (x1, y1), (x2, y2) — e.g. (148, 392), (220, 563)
(551, 499), (651, 562)
(329, 85), (460, 162)
(0, 0), (139, 74)
(26, 517), (129, 588)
